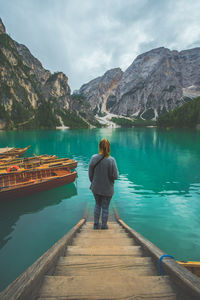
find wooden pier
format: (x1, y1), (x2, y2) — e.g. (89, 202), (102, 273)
(1, 211), (200, 299)
(38, 221), (177, 299)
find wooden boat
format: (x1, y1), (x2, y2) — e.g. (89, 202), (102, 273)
(0, 154), (57, 165)
(0, 168), (77, 200)
(35, 159), (77, 171)
(0, 146), (31, 159)
(0, 157), (77, 174)
(178, 261), (200, 278)
(1, 209), (200, 300)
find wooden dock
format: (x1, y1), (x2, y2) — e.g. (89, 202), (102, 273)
(1, 211), (200, 299)
(38, 221), (177, 299)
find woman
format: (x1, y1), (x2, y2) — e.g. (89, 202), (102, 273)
(89, 138), (119, 229)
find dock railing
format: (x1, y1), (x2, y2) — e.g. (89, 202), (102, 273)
(113, 207), (200, 300)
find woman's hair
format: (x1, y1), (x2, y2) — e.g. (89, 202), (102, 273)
(99, 138), (110, 157)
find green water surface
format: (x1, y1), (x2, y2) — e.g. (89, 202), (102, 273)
(0, 128), (200, 290)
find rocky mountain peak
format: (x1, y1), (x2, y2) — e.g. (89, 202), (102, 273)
(102, 68), (123, 82)
(0, 30), (73, 128)
(79, 46), (200, 120)
(79, 68), (123, 113)
(14, 41), (51, 84)
(111, 47), (200, 119)
(0, 18), (6, 34)
(0, 18), (100, 129)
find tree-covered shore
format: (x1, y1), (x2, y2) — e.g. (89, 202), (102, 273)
(157, 97), (200, 128)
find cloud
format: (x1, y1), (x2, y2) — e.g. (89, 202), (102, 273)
(0, 0), (200, 91)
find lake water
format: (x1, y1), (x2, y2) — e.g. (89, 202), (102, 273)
(0, 128), (200, 290)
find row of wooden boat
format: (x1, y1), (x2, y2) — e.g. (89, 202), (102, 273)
(0, 168), (77, 200)
(0, 154), (57, 165)
(0, 156), (77, 174)
(0, 151), (78, 201)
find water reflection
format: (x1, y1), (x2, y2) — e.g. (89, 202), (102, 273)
(0, 183), (77, 250)
(0, 128), (200, 289)
(109, 128), (200, 194)
(1, 128), (200, 197)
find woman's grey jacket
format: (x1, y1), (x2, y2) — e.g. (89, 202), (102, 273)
(89, 154), (119, 196)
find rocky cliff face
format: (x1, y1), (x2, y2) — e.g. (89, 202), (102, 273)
(111, 47), (200, 119)
(0, 18), (6, 34)
(79, 68), (123, 114)
(43, 72), (71, 110)
(0, 18), (96, 129)
(79, 47), (200, 120)
(14, 41), (51, 84)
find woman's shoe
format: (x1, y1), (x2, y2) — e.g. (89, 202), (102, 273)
(93, 223), (100, 230)
(101, 224), (108, 230)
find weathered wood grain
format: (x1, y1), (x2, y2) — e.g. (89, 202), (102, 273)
(5, 208), (200, 300)
(66, 245), (142, 256)
(114, 208), (200, 300)
(72, 237), (135, 246)
(38, 275), (176, 299)
(55, 264), (157, 276)
(58, 255), (153, 265)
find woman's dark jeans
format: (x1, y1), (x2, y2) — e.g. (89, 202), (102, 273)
(93, 193), (112, 226)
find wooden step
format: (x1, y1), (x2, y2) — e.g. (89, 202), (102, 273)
(72, 237), (135, 246)
(82, 221), (122, 228)
(84, 222), (121, 228)
(86, 222), (119, 224)
(79, 229), (126, 235)
(38, 296), (176, 300)
(80, 229), (125, 234)
(82, 221), (121, 225)
(55, 255), (157, 276)
(66, 245), (143, 256)
(38, 275), (176, 299)
(54, 266), (157, 276)
(76, 231), (130, 239)
(58, 255), (154, 266)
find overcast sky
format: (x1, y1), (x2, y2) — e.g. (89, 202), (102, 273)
(1, 0), (200, 91)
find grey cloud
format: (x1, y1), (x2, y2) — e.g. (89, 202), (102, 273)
(0, 0), (200, 91)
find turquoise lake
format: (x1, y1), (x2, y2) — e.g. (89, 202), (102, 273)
(0, 128), (200, 290)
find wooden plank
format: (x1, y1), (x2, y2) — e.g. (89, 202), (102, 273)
(178, 261), (200, 277)
(72, 237), (135, 246)
(56, 255), (157, 276)
(86, 222), (118, 225)
(83, 223), (122, 230)
(58, 255), (154, 265)
(114, 210), (200, 300)
(178, 262), (200, 268)
(38, 275), (176, 299)
(66, 245), (143, 256)
(55, 260), (157, 276)
(76, 232), (130, 238)
(54, 266), (157, 276)
(38, 297), (176, 300)
(80, 228), (125, 233)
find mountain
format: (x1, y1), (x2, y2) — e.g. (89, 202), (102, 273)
(0, 18), (98, 129)
(2, 16), (200, 128)
(79, 68), (123, 115)
(78, 47), (200, 120)
(157, 96), (200, 128)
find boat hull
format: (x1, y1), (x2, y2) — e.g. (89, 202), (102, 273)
(178, 261), (200, 278)
(0, 171), (77, 201)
